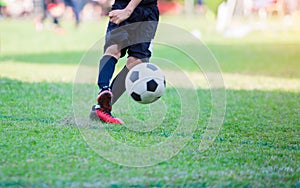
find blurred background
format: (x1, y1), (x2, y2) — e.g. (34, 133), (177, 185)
(0, 0), (299, 35)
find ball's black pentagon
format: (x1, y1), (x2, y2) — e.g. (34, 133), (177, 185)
(163, 78), (166, 87)
(130, 71), (139, 82)
(147, 79), (158, 92)
(146, 63), (158, 71)
(131, 92), (142, 101)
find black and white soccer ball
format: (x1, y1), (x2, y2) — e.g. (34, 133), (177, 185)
(125, 63), (166, 104)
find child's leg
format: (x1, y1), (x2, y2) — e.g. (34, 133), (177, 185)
(93, 44), (124, 124)
(97, 44), (121, 89)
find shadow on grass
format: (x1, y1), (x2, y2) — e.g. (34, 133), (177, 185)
(162, 41), (300, 77)
(0, 51), (89, 65)
(2, 42), (300, 79)
(207, 43), (300, 79)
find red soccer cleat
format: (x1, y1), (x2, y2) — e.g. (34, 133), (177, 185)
(90, 88), (123, 124)
(95, 109), (124, 124)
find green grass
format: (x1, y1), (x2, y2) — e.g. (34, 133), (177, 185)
(1, 17), (300, 187)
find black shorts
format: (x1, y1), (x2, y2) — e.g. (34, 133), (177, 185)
(104, 3), (159, 61)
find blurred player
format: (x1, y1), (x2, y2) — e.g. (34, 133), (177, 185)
(35, 0), (64, 31)
(63, 0), (82, 27)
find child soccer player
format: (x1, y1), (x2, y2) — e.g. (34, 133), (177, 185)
(90, 0), (159, 124)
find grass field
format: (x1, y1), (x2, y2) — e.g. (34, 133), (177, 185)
(1, 16), (300, 187)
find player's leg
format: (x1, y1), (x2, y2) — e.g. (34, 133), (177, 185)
(90, 44), (124, 124)
(35, 1), (47, 31)
(69, 0), (81, 27)
(110, 56), (142, 104)
(90, 8), (130, 123)
(97, 44), (121, 89)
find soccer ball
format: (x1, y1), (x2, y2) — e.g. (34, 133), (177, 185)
(125, 63), (166, 104)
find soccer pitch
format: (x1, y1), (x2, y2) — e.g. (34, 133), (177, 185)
(0, 16), (299, 187)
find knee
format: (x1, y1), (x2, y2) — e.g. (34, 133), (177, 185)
(126, 56), (142, 70)
(104, 45), (121, 60)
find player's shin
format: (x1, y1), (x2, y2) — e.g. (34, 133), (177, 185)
(110, 66), (129, 104)
(97, 55), (118, 89)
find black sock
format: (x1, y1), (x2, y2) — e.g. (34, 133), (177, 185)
(110, 66), (129, 104)
(97, 55), (117, 89)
